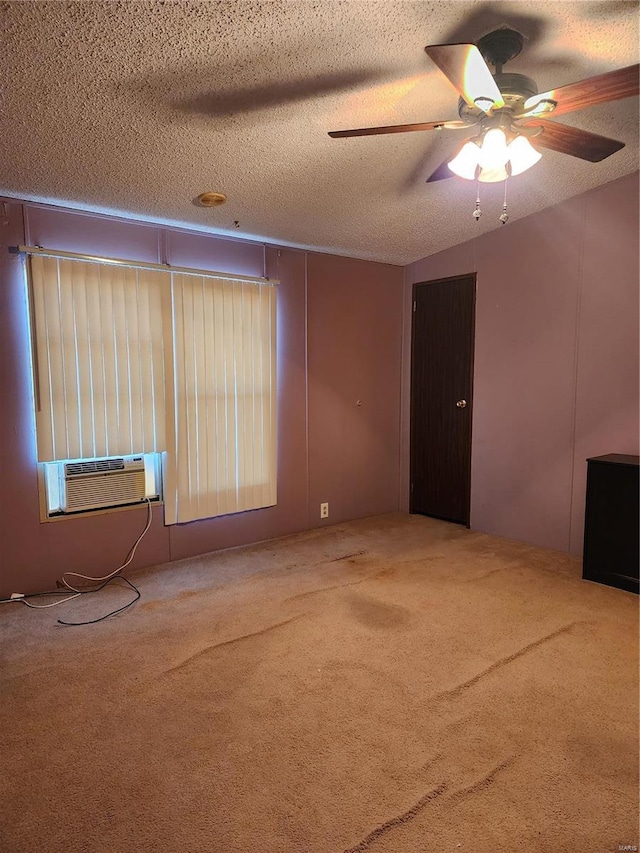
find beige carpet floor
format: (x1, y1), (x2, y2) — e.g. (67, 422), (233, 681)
(1, 513), (638, 853)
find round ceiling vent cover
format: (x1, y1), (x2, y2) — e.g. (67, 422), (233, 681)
(196, 192), (227, 207)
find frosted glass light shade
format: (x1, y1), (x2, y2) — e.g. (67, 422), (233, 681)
(448, 130), (542, 182)
(448, 141), (481, 179)
(507, 135), (542, 175)
(478, 128), (510, 170)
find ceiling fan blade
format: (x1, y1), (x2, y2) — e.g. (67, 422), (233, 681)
(521, 63), (639, 118)
(425, 44), (505, 112)
(425, 157), (455, 182)
(328, 119), (468, 138)
(525, 119), (625, 161)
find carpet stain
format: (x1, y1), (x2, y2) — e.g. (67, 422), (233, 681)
(373, 567), (394, 580)
(346, 591), (411, 629)
(137, 599), (164, 612)
(139, 588), (200, 611)
(164, 614), (306, 675)
(432, 621), (582, 702)
(342, 782), (449, 853)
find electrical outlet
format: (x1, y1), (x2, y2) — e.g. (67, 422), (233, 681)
(320, 502), (329, 519)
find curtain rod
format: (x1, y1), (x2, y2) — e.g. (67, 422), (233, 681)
(10, 245), (279, 286)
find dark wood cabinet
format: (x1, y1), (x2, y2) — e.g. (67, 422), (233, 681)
(583, 454), (639, 594)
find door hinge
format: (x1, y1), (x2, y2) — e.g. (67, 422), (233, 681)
(413, 300), (416, 313)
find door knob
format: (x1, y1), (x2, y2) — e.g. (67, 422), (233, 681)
(456, 399), (467, 408)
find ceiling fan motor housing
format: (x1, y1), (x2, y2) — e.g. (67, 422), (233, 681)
(458, 73), (539, 121)
(477, 28), (524, 69)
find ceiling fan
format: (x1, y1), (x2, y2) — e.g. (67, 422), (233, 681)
(328, 28), (640, 184)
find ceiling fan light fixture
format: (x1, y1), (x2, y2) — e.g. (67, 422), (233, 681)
(523, 96), (557, 116)
(448, 129), (542, 182)
(507, 135), (542, 175)
(447, 140), (481, 179)
(478, 128), (510, 170)
(473, 96), (496, 111)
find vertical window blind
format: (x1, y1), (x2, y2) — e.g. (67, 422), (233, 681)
(165, 274), (277, 524)
(30, 254), (277, 525)
(30, 256), (172, 462)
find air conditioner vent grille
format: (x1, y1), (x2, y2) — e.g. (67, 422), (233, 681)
(64, 471), (146, 512)
(65, 458), (125, 477)
(61, 456), (147, 512)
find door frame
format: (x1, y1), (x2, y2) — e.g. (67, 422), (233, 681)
(409, 272), (477, 527)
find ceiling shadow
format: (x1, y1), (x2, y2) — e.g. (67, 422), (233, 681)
(172, 69), (393, 117)
(423, 4), (579, 99)
(402, 130), (465, 191)
(580, 1), (639, 17)
(437, 2), (548, 47)
(121, 23), (401, 122)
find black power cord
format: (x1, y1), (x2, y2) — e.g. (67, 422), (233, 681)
(1, 499), (151, 625)
(1, 576), (141, 625)
(56, 576), (140, 626)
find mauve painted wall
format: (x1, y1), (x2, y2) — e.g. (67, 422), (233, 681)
(0, 204), (403, 596)
(307, 252), (403, 524)
(403, 172), (639, 555)
(569, 176), (640, 553)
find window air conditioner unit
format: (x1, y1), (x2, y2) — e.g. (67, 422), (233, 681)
(61, 456), (147, 513)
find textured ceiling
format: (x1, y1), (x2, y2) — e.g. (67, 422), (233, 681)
(1, 1), (638, 265)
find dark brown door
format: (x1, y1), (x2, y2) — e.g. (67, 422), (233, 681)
(410, 274), (476, 525)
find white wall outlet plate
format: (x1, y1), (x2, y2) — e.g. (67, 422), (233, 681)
(320, 502), (329, 519)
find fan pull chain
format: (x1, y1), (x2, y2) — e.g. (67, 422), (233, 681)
(500, 176), (509, 225)
(473, 180), (482, 221)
